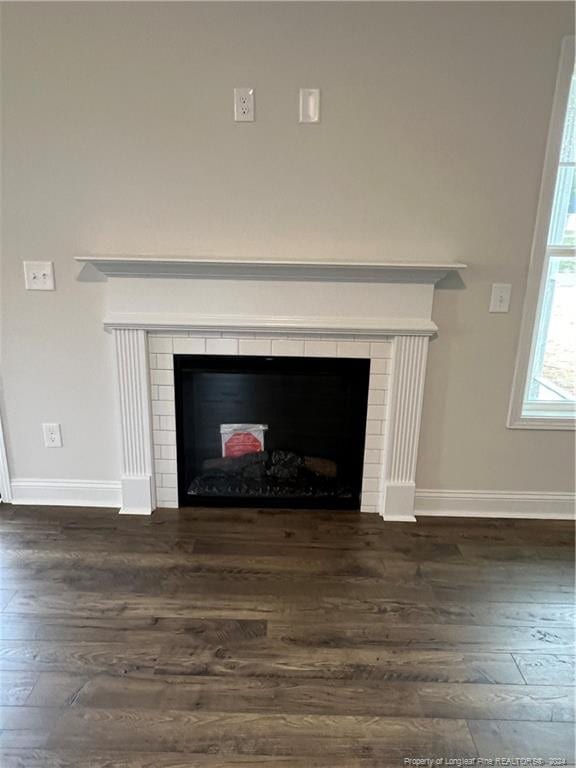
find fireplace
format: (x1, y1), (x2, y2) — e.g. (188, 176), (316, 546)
(174, 355), (370, 508)
(80, 255), (466, 519)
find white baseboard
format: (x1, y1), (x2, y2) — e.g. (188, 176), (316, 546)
(5, 481), (575, 521)
(415, 489), (576, 520)
(10, 479), (121, 508)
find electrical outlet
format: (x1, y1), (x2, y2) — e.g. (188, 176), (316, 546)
(489, 283), (512, 313)
(234, 88), (255, 122)
(24, 262), (55, 291)
(42, 423), (62, 448)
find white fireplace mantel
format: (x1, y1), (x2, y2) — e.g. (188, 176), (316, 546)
(83, 255), (466, 521)
(77, 255), (466, 284)
(78, 255), (465, 338)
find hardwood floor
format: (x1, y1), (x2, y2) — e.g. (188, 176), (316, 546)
(0, 504), (574, 767)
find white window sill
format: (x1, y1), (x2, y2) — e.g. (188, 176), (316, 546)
(507, 414), (576, 430)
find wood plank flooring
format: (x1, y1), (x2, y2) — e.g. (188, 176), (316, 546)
(0, 504), (574, 766)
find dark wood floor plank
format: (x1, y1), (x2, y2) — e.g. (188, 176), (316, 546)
(0, 671), (38, 705)
(513, 653), (576, 685)
(3, 602), (573, 645)
(468, 719), (575, 760)
(17, 671), (576, 723)
(0, 706), (63, 731)
(0, 591), (16, 611)
(0, 751), (380, 768)
(0, 638), (525, 684)
(71, 673), (424, 717)
(193, 535), (464, 560)
(3, 592), (278, 621)
(25, 673), (90, 707)
(0, 640), (163, 676)
(45, 708), (479, 758)
(269, 621), (575, 653)
(154, 643), (525, 684)
(0, 615), (270, 642)
(433, 584), (575, 604)
(382, 558), (575, 586)
(2, 601), (574, 644)
(458, 543), (575, 562)
(5, 570), (440, 602)
(6, 590), (574, 631)
(416, 682), (575, 722)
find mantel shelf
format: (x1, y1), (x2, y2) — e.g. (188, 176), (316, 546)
(76, 256), (466, 284)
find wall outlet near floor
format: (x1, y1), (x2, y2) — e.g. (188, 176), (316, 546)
(42, 423), (62, 448)
(24, 261), (55, 290)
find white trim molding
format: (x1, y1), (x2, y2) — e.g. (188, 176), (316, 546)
(77, 256), (466, 285)
(380, 336), (429, 522)
(11, 479), (121, 508)
(8, 481), (574, 520)
(415, 489), (576, 520)
(113, 329), (155, 515)
(0, 411), (12, 503)
(508, 37), (575, 431)
(104, 314), (437, 337)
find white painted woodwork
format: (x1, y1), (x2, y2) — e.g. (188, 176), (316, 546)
(507, 37), (575, 431)
(77, 256), (466, 283)
(98, 258), (467, 519)
(10, 479), (121, 507)
(381, 335), (429, 521)
(415, 489), (576, 519)
(113, 329), (155, 515)
(105, 314), (436, 337)
(79, 257), (466, 336)
(0, 410), (12, 503)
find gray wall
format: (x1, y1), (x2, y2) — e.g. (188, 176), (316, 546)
(1, 2), (574, 492)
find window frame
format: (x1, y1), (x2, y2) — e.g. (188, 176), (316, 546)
(508, 36), (575, 431)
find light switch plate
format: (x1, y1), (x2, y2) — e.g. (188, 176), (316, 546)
(24, 261), (55, 290)
(299, 88), (320, 123)
(489, 283), (512, 313)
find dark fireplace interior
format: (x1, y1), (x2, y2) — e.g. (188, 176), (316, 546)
(174, 354), (370, 508)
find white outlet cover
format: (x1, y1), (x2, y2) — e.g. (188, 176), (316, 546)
(234, 88), (255, 122)
(489, 283), (512, 313)
(42, 423), (62, 448)
(299, 88), (320, 123)
(24, 261), (55, 291)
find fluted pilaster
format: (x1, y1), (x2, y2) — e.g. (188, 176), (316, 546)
(381, 335), (429, 521)
(113, 329), (155, 514)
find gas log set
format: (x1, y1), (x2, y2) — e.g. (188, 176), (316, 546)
(187, 449), (352, 500)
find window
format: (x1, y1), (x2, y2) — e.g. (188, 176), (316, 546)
(509, 38), (576, 429)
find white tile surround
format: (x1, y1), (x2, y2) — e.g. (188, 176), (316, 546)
(148, 332), (393, 512)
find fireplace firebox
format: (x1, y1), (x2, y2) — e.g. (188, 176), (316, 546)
(174, 355), (370, 509)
